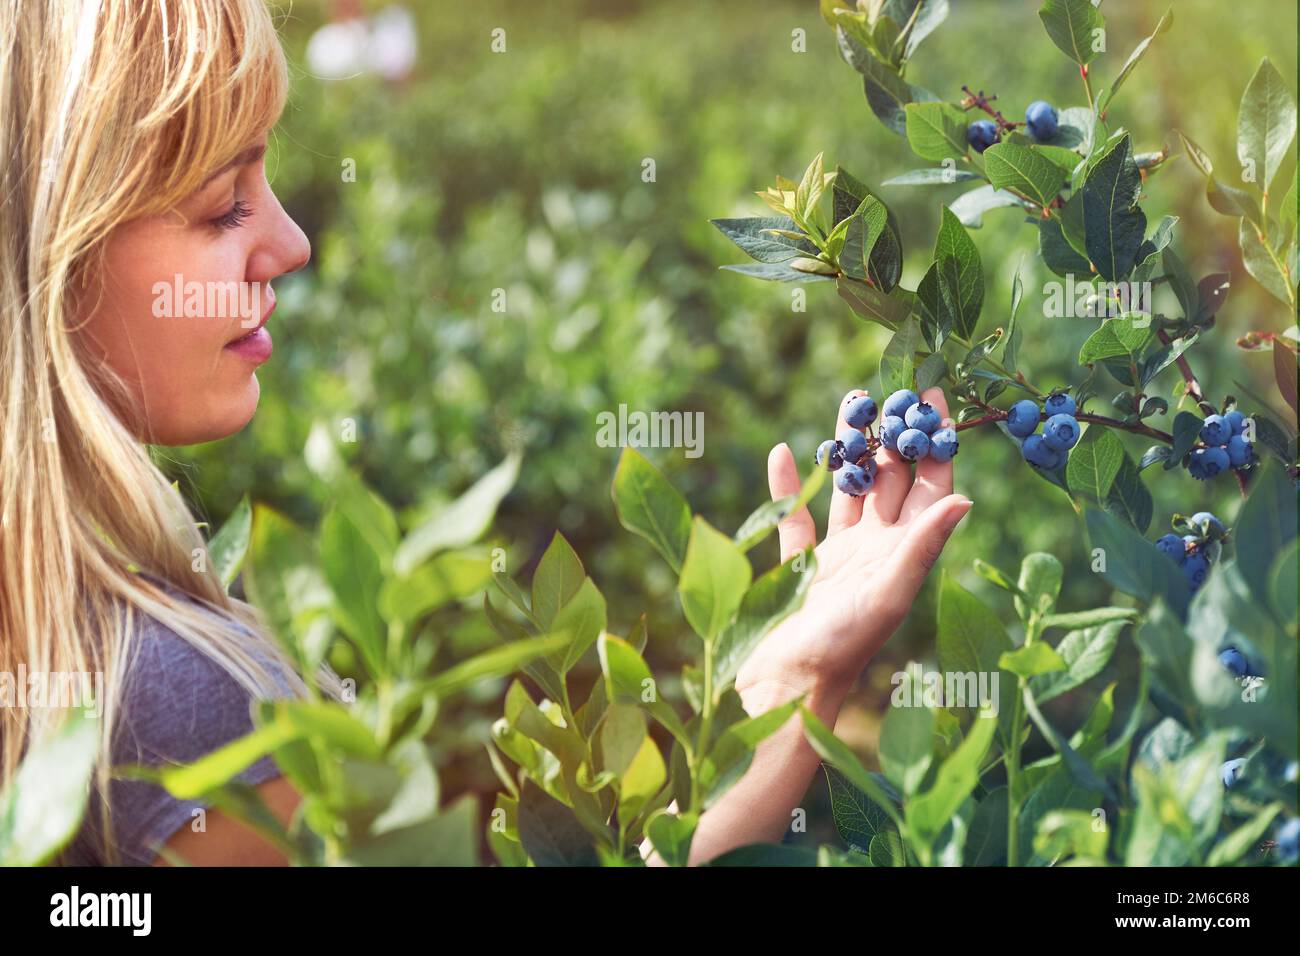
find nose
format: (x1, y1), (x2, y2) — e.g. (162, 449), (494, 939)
(246, 182), (311, 283)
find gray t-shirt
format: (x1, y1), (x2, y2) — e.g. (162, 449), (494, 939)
(61, 599), (298, 866)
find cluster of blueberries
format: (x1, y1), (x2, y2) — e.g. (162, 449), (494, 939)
(1154, 510), (1224, 592)
(1185, 410), (1255, 481)
(967, 100), (1058, 153)
(814, 388), (959, 498)
(1004, 392), (1080, 469)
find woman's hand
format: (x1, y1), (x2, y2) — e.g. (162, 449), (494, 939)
(734, 386), (972, 717)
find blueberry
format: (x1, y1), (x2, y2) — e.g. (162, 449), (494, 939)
(966, 119), (999, 153)
(1226, 434), (1252, 467)
(1187, 446), (1230, 480)
(1155, 533), (1186, 564)
(904, 401), (942, 435)
(815, 438), (844, 471)
(1199, 414), (1231, 446)
(883, 389), (920, 420)
(1042, 413), (1080, 452)
(862, 456), (878, 479)
(1189, 511), (1225, 538)
(838, 428), (868, 466)
(1006, 399), (1042, 438)
(896, 428), (931, 461)
(834, 462), (873, 498)
(1043, 392), (1076, 417)
(1025, 100), (1058, 141)
(1221, 758), (1246, 788)
(928, 427), (959, 463)
(1218, 646), (1248, 678)
(1022, 434), (1064, 469)
(844, 394), (878, 429)
(879, 415), (907, 453)
(1182, 552), (1211, 591)
(1275, 818), (1300, 864)
(1223, 410), (1247, 436)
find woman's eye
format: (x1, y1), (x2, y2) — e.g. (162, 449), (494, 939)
(209, 200), (253, 230)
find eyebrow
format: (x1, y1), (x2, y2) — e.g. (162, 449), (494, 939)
(200, 143), (267, 189)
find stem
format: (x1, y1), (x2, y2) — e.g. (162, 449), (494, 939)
(954, 408), (1173, 444)
(949, 335), (1046, 396)
(1156, 328), (1216, 417)
(690, 644), (716, 813)
(1080, 64), (1095, 111)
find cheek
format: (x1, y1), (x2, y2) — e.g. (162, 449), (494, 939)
(81, 221), (260, 442)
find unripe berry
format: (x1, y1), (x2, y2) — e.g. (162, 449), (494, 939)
(815, 438), (844, 471)
(1022, 434), (1064, 470)
(883, 389), (920, 420)
(1042, 413), (1080, 452)
(928, 427), (959, 463)
(837, 428), (868, 466)
(1226, 434), (1252, 467)
(879, 415), (907, 453)
(834, 462), (872, 497)
(1155, 533), (1186, 564)
(896, 428), (931, 461)
(904, 401), (942, 434)
(1043, 392), (1076, 417)
(844, 394), (878, 429)
(1199, 414), (1231, 446)
(1006, 399), (1041, 438)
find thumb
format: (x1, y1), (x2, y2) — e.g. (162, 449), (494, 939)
(887, 494), (972, 595)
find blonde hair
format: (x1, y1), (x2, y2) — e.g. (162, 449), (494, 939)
(0, 0), (328, 862)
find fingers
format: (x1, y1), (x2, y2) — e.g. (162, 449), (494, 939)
(861, 443), (912, 526)
(884, 494), (973, 607)
(767, 443), (817, 562)
(827, 389), (867, 535)
(898, 387), (956, 522)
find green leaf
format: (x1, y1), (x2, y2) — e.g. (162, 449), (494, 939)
(949, 184), (1028, 228)
(837, 276), (915, 329)
(677, 517), (751, 643)
(697, 701), (799, 804)
(1081, 134), (1147, 280)
(1016, 552), (1063, 621)
(549, 577), (607, 674)
(712, 550), (816, 694)
(916, 351), (948, 393)
(380, 548), (494, 624)
(904, 102), (970, 163)
(1207, 175), (1263, 226)
(720, 261), (833, 282)
(999, 643), (1067, 679)
(1030, 620), (1125, 702)
(1101, 8), (1172, 112)
(732, 470), (826, 554)
(208, 495), (252, 591)
(1164, 411), (1203, 470)
(838, 198), (889, 282)
(1084, 508), (1190, 616)
(611, 448), (692, 574)
(646, 811), (698, 866)
(832, 167), (903, 289)
(1042, 606), (1136, 629)
(882, 168), (980, 185)
(425, 634), (569, 701)
(983, 143), (1069, 208)
(243, 506), (332, 670)
(320, 504), (387, 676)
(800, 709), (905, 832)
(1234, 463), (1298, 613)
(517, 781), (601, 866)
(879, 702), (933, 796)
(394, 455), (520, 574)
(1037, 217), (1092, 276)
(934, 206), (984, 340)
(936, 573), (1016, 742)
(1066, 425), (1124, 502)
(1237, 58), (1297, 191)
(597, 635), (690, 750)
(709, 216), (816, 263)
(1239, 218), (1292, 306)
(883, 0), (950, 59)
(823, 765), (894, 853)
(1103, 451), (1153, 534)
(880, 317), (923, 395)
(1077, 315), (1155, 364)
(1038, 0), (1105, 65)
(1206, 802), (1283, 867)
(868, 830), (908, 867)
(0, 711), (99, 866)
(531, 532), (586, 628)
(905, 706), (997, 851)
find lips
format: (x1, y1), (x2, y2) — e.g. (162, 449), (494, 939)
(223, 285), (275, 364)
(226, 285), (276, 345)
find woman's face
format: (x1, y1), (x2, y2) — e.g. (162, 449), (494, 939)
(76, 138), (310, 446)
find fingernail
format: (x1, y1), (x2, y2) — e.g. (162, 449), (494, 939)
(946, 497), (973, 531)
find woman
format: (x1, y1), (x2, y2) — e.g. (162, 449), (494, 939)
(0, 0), (970, 867)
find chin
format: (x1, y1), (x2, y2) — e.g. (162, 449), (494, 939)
(167, 373), (261, 446)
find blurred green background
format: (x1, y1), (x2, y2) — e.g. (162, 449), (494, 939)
(166, 0), (1297, 850)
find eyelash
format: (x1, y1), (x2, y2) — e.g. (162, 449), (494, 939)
(210, 200), (253, 230)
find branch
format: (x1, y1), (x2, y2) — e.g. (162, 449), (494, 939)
(1156, 328), (1216, 417)
(953, 406), (1174, 444)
